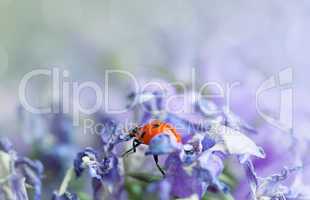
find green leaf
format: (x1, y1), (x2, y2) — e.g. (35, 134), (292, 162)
(77, 192), (92, 200)
(0, 151), (11, 181)
(219, 173), (236, 189)
(203, 192), (235, 200)
(125, 179), (144, 200)
(0, 150), (13, 200)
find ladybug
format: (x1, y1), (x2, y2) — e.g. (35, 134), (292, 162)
(122, 120), (182, 175)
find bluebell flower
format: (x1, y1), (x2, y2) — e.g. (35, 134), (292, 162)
(164, 154), (204, 198)
(73, 148), (99, 178)
(73, 147), (124, 199)
(161, 119), (264, 198)
(178, 138), (226, 196)
(179, 134), (204, 165)
(178, 93), (257, 135)
(73, 148), (106, 199)
(194, 97), (257, 134)
(0, 138), (44, 200)
(14, 157), (44, 200)
(193, 153), (227, 195)
(163, 138), (225, 198)
(201, 134), (216, 152)
(205, 123), (266, 197)
(180, 144), (200, 165)
(9, 175), (29, 200)
(207, 124), (265, 161)
(99, 154), (121, 184)
(97, 115), (131, 153)
(234, 124), (301, 199)
(194, 151), (225, 183)
(245, 164), (307, 200)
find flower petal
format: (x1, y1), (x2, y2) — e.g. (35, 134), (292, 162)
(145, 134), (180, 156)
(210, 125), (265, 159)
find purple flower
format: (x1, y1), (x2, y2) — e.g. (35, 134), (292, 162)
(9, 175), (29, 200)
(97, 115), (131, 153)
(165, 154), (204, 198)
(73, 148), (100, 178)
(193, 152), (228, 194)
(201, 135), (216, 151)
(245, 163), (307, 200)
(195, 97), (257, 134)
(0, 138), (44, 200)
(207, 124), (265, 161)
(73, 147), (124, 199)
(163, 143), (226, 198)
(14, 157), (44, 200)
(100, 155), (121, 184)
(180, 142), (202, 165)
(195, 151), (225, 181)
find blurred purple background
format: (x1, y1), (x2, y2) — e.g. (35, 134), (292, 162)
(0, 1), (310, 199)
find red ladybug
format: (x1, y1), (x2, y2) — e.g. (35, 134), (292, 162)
(122, 120), (182, 175)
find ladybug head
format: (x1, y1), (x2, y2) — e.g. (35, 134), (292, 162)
(128, 126), (140, 138)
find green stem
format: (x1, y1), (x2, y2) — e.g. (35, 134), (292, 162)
(58, 167), (75, 195)
(126, 172), (162, 183)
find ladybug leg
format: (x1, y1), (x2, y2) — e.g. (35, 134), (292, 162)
(122, 139), (141, 157)
(130, 139), (141, 154)
(153, 155), (165, 176)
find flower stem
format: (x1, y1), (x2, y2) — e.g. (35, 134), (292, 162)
(58, 167), (75, 195)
